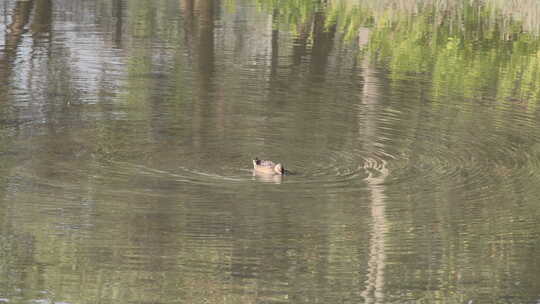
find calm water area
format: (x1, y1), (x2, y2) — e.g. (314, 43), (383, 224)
(1, 0), (540, 303)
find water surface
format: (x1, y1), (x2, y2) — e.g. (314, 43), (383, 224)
(1, 0), (540, 303)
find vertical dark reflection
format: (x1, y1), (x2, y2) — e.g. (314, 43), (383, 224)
(291, 21), (310, 67)
(286, 16), (311, 94)
(180, 0), (217, 149)
(31, 0), (53, 118)
(309, 9), (336, 82)
(270, 9), (279, 82)
(287, 2), (337, 86)
(31, 0), (70, 155)
(1, 0), (52, 82)
(179, 0), (201, 148)
(5, 0), (34, 52)
(30, 0), (52, 38)
(1, 0), (34, 82)
(180, 0), (194, 53)
(196, 0), (215, 97)
(266, 8), (281, 103)
(112, 0), (124, 48)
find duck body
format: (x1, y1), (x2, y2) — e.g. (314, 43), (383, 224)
(253, 157), (284, 175)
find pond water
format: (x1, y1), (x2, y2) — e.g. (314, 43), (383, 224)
(1, 0), (540, 303)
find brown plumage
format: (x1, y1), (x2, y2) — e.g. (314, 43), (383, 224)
(253, 157), (284, 175)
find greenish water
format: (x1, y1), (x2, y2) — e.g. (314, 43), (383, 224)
(1, 0), (540, 303)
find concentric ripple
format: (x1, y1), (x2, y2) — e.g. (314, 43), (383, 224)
(382, 105), (540, 201)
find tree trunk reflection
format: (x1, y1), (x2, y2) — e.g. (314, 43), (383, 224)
(358, 30), (389, 303)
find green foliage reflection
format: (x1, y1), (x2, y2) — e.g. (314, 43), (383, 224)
(255, 0), (540, 105)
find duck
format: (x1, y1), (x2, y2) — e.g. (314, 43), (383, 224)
(253, 157), (285, 175)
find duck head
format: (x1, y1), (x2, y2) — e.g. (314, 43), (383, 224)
(274, 163), (284, 174)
